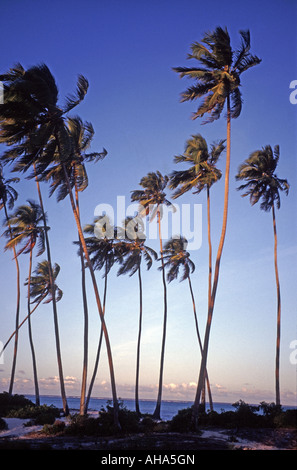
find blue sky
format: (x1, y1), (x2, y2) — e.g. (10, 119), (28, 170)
(0, 0), (296, 408)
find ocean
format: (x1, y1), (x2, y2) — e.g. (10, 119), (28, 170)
(24, 395), (288, 421)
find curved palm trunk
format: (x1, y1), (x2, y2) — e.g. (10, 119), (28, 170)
(3, 204), (21, 396)
(206, 186), (214, 412)
(1, 296), (45, 355)
(206, 187), (212, 320)
(79, 240), (89, 415)
(135, 265), (143, 416)
(34, 167), (69, 415)
(74, 185), (89, 416)
(153, 208), (168, 420)
(61, 164), (120, 429)
(188, 276), (213, 411)
(193, 95), (231, 424)
(85, 263), (108, 414)
(272, 204), (281, 406)
(27, 246), (40, 405)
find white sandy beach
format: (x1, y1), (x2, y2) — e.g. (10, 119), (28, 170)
(0, 418), (43, 438)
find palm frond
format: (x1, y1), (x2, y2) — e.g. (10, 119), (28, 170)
(63, 75), (89, 113)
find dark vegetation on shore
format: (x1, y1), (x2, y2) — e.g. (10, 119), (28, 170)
(0, 393), (296, 437)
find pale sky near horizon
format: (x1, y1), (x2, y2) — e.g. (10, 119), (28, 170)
(0, 0), (296, 410)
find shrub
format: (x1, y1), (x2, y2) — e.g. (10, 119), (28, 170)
(65, 414), (101, 436)
(98, 400), (140, 435)
(140, 415), (156, 432)
(8, 404), (61, 425)
(65, 400), (141, 437)
(0, 392), (34, 416)
(231, 400), (261, 428)
(273, 409), (297, 428)
(169, 407), (195, 433)
(42, 419), (66, 435)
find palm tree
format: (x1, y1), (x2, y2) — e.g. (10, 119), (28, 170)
(39, 116), (107, 415)
(169, 135), (224, 411)
(82, 216), (121, 414)
(170, 134), (224, 331)
(117, 216), (157, 415)
(173, 27), (261, 420)
(0, 64), (119, 427)
(236, 145), (289, 406)
(4, 201), (46, 405)
(131, 171), (174, 420)
(1, 261), (62, 355)
(0, 64), (74, 415)
(161, 236), (213, 412)
(0, 165), (21, 395)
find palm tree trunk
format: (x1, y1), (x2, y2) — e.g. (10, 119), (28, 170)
(85, 262), (108, 414)
(206, 186), (214, 412)
(3, 204), (21, 397)
(135, 265), (143, 416)
(193, 94), (231, 424)
(79, 240), (89, 415)
(27, 245), (40, 405)
(188, 276), (213, 411)
(272, 203), (281, 406)
(33, 165), (69, 415)
(74, 183), (89, 416)
(1, 297), (45, 355)
(61, 163), (120, 429)
(153, 208), (168, 420)
(207, 186), (212, 315)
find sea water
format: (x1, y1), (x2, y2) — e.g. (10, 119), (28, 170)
(25, 395), (255, 421)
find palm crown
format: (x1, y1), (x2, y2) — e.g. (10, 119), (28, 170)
(161, 237), (195, 283)
(117, 217), (157, 277)
(0, 64), (89, 172)
(82, 216), (122, 276)
(131, 171), (173, 220)
(4, 200), (46, 257)
(236, 145), (289, 211)
(169, 134), (225, 198)
(173, 27), (261, 122)
(37, 116), (107, 201)
(27, 260), (63, 305)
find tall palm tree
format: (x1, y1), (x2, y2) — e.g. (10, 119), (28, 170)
(0, 64), (75, 415)
(169, 135), (224, 411)
(236, 145), (289, 406)
(0, 166), (21, 394)
(39, 116), (107, 415)
(131, 171), (174, 420)
(170, 134), (224, 335)
(82, 216), (121, 414)
(1, 261), (62, 355)
(117, 216), (157, 415)
(161, 236), (213, 411)
(4, 201), (46, 405)
(173, 27), (261, 420)
(0, 64), (119, 427)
